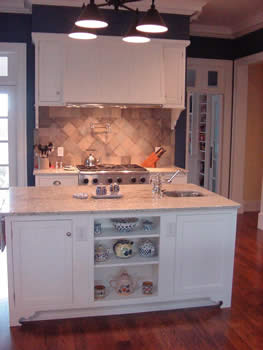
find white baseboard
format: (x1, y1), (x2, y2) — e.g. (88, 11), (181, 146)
(258, 212), (263, 230)
(243, 200), (261, 212)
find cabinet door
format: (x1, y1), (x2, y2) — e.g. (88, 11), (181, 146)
(174, 213), (235, 299)
(129, 45), (164, 104)
(12, 219), (73, 308)
(64, 40), (102, 103)
(64, 38), (164, 105)
(159, 212), (236, 303)
(39, 40), (64, 104)
(163, 47), (185, 107)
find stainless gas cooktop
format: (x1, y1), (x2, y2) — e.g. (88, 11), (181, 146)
(77, 164), (149, 185)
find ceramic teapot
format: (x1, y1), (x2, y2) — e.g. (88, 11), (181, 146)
(110, 271), (137, 296)
(94, 244), (110, 263)
(113, 239), (134, 258)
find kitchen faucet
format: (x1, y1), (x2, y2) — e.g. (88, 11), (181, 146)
(167, 169), (185, 183)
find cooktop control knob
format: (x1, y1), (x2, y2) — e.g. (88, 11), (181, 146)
(131, 177), (137, 183)
(83, 178), (89, 184)
(140, 177), (146, 183)
(108, 178), (113, 184)
(92, 178), (98, 184)
(117, 177), (122, 183)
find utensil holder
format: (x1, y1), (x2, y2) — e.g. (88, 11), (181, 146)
(38, 157), (49, 169)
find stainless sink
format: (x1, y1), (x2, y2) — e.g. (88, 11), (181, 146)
(163, 190), (204, 198)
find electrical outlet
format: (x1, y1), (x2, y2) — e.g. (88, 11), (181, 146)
(57, 147), (64, 157)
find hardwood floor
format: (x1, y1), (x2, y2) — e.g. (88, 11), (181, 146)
(0, 212), (262, 350)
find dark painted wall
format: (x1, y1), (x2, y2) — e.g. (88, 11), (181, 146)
(234, 28), (263, 59)
(187, 36), (235, 60)
(0, 13), (35, 186)
(32, 5), (190, 40)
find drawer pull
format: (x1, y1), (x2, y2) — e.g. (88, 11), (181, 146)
(53, 180), (62, 186)
(66, 232), (72, 237)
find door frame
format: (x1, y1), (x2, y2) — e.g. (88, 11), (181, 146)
(231, 51), (263, 213)
(186, 58), (233, 197)
(0, 43), (27, 186)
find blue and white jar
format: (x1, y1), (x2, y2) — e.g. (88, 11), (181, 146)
(138, 239), (156, 257)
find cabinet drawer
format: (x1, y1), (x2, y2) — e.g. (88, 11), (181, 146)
(36, 175), (78, 187)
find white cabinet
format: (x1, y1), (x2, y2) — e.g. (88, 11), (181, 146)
(163, 47), (186, 108)
(35, 174), (79, 187)
(33, 33), (190, 115)
(64, 38), (164, 105)
(37, 40), (64, 105)
(12, 219), (73, 309)
(159, 211), (236, 306)
(5, 207), (237, 325)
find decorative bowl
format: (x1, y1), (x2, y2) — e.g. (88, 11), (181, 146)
(111, 218), (139, 232)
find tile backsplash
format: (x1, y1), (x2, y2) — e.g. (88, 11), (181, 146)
(36, 107), (174, 167)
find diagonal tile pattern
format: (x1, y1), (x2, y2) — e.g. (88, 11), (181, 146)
(36, 107), (174, 167)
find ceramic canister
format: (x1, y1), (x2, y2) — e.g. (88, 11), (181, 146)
(94, 245), (110, 262)
(142, 281), (153, 295)
(138, 239), (156, 257)
(94, 285), (106, 299)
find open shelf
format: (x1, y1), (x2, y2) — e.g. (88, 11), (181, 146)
(95, 255), (159, 268)
(94, 287), (158, 303)
(94, 227), (160, 240)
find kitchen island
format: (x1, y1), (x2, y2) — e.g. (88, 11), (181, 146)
(1, 184), (239, 326)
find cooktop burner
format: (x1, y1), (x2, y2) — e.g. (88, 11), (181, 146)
(77, 164), (147, 172)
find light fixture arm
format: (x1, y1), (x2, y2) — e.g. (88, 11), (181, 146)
(96, 0), (140, 12)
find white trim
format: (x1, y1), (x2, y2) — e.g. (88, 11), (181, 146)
(258, 178), (263, 229)
(186, 58), (233, 197)
(0, 43), (27, 187)
(243, 200), (261, 212)
(190, 10), (263, 39)
(190, 24), (234, 39)
(231, 51), (263, 214)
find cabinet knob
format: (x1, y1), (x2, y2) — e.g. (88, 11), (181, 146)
(66, 232), (72, 237)
(53, 180), (62, 186)
(56, 91), (60, 95)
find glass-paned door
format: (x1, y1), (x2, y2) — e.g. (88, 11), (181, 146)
(0, 87), (16, 196)
(186, 92), (223, 193)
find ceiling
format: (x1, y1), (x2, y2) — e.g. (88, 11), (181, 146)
(1, 0), (263, 38)
(191, 0), (263, 38)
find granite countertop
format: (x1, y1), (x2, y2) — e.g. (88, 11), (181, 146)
(0, 184), (239, 216)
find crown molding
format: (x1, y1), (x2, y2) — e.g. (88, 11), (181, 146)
(191, 10), (263, 39)
(232, 10), (263, 38)
(190, 23), (234, 39)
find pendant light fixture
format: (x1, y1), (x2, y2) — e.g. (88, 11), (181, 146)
(136, 0), (168, 34)
(68, 25), (97, 40)
(75, 0), (108, 29)
(122, 9), (150, 43)
(71, 0), (168, 43)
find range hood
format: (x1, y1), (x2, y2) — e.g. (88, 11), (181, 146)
(66, 102), (163, 109)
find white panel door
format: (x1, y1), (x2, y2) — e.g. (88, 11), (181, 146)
(12, 219), (73, 308)
(39, 40), (64, 103)
(174, 213), (235, 299)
